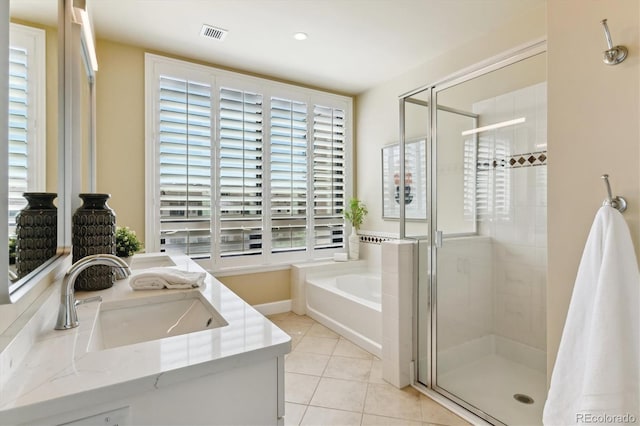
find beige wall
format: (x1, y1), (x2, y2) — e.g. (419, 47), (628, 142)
(547, 0), (639, 379)
(44, 24), (58, 193)
(215, 270), (291, 306)
(95, 39), (146, 236)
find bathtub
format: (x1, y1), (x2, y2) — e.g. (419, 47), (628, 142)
(305, 271), (382, 357)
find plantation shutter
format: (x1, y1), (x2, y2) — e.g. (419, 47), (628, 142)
(463, 135), (477, 222)
(218, 87), (264, 257)
(474, 136), (510, 221)
(474, 136), (492, 220)
(493, 139), (510, 219)
(270, 98), (307, 253)
(8, 46), (30, 231)
(312, 105), (345, 249)
(158, 76), (212, 257)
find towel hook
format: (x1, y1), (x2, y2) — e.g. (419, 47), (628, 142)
(601, 174), (627, 212)
(601, 19), (628, 65)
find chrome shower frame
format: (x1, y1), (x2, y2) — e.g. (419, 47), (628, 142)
(399, 38), (547, 426)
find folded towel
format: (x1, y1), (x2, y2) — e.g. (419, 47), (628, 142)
(129, 267), (206, 290)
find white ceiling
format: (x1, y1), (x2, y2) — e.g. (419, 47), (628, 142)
(11, 0), (544, 95)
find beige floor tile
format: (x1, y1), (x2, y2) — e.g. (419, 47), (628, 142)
(285, 352), (330, 376)
(290, 335), (303, 351)
(324, 355), (372, 382)
(273, 319), (313, 338)
(285, 373), (320, 405)
(420, 395), (471, 425)
(295, 336), (338, 355)
(268, 312), (294, 321)
(333, 338), (374, 359)
(287, 315), (316, 325)
(300, 406), (362, 426)
(368, 358), (385, 384)
(285, 402), (307, 426)
(306, 322), (340, 339)
(269, 312), (316, 324)
(364, 383), (423, 422)
(310, 377), (368, 412)
(361, 413), (422, 426)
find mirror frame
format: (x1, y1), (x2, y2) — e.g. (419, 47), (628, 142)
(0, 2), (9, 301)
(0, 0), (95, 303)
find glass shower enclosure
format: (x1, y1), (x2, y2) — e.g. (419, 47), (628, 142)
(402, 42), (548, 425)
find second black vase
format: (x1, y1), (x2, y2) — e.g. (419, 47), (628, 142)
(72, 193), (116, 291)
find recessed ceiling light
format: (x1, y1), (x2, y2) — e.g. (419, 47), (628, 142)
(293, 32), (308, 41)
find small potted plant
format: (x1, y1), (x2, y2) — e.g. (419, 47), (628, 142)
(115, 226), (142, 264)
(8, 235), (16, 265)
(343, 197), (368, 260)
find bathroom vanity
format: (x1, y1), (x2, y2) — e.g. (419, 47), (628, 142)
(0, 253), (291, 425)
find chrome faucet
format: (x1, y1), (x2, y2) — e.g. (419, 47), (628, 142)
(55, 254), (131, 330)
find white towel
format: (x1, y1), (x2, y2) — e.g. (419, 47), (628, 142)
(543, 206), (639, 426)
(129, 267), (206, 290)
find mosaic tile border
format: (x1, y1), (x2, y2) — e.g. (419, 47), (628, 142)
(508, 150), (547, 168)
(478, 150), (547, 169)
(358, 233), (397, 245)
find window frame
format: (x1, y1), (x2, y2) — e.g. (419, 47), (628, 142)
(8, 23), (47, 231)
(145, 54), (353, 271)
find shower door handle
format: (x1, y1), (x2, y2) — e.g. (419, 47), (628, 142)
(435, 230), (443, 248)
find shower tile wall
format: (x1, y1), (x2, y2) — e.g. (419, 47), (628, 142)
(437, 237), (494, 373)
(474, 82), (547, 353)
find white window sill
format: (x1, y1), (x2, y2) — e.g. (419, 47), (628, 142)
(206, 257), (336, 278)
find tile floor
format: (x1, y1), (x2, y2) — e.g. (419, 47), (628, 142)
(268, 312), (472, 426)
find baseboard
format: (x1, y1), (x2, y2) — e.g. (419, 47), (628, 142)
(253, 299), (292, 316)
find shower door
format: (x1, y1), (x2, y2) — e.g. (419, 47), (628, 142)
(412, 45), (548, 426)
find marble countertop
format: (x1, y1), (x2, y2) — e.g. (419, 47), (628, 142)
(0, 253), (291, 423)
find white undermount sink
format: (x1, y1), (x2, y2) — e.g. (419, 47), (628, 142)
(88, 291), (228, 351)
(128, 254), (176, 270)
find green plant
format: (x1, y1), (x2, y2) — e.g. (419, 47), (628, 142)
(8, 235), (16, 265)
(115, 226), (142, 258)
(343, 197), (368, 231)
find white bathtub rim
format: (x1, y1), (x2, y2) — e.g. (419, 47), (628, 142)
(305, 265), (375, 281)
(306, 303), (382, 358)
(306, 274), (381, 311)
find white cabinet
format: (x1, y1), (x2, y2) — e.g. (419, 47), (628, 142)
(35, 356), (284, 426)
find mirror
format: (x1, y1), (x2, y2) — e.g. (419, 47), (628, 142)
(6, 0), (60, 291)
(382, 138), (427, 220)
(0, 0), (96, 303)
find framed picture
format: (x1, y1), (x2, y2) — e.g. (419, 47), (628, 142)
(381, 138), (427, 220)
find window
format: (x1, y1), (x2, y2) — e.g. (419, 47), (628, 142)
(218, 87), (264, 258)
(157, 75), (212, 257)
(145, 54), (352, 269)
(8, 24), (46, 232)
(270, 98), (307, 253)
(312, 105), (345, 249)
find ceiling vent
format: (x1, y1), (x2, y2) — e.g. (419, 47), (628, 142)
(200, 24), (228, 41)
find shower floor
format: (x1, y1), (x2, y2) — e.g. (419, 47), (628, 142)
(437, 354), (546, 425)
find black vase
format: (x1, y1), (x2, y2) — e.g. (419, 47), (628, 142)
(72, 193), (116, 291)
(15, 192), (58, 278)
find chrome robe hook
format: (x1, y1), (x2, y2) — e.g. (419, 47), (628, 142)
(601, 174), (627, 212)
(601, 19), (628, 65)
